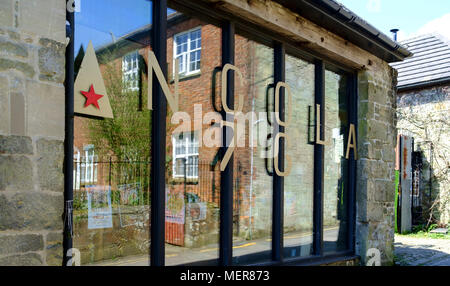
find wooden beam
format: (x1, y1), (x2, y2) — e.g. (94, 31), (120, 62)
(197, 0), (387, 72)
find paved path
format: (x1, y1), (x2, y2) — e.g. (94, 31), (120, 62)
(92, 228), (340, 266)
(394, 235), (450, 266)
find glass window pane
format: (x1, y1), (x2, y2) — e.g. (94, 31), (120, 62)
(283, 54), (314, 258)
(175, 28), (201, 75)
(177, 55), (185, 73)
(175, 158), (185, 177)
(166, 12), (221, 265)
(73, 0), (152, 266)
(323, 69), (349, 253)
(233, 36), (274, 265)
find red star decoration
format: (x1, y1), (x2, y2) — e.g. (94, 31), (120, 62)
(81, 84), (104, 109)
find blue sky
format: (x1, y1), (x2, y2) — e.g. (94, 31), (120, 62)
(74, 0), (175, 55)
(337, 0), (450, 41)
(75, 0), (151, 54)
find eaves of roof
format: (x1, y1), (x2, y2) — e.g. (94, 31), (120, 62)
(273, 0), (412, 63)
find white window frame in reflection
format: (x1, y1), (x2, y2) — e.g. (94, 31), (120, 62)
(73, 148), (81, 190)
(173, 27), (201, 76)
(81, 144), (98, 184)
(122, 51), (140, 91)
(172, 132), (199, 179)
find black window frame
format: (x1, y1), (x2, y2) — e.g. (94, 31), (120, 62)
(64, 0), (358, 266)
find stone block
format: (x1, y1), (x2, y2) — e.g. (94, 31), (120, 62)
(0, 135), (33, 154)
(366, 159), (390, 180)
(36, 138), (64, 192)
(381, 144), (395, 163)
(38, 38), (65, 83)
(0, 155), (33, 191)
(358, 100), (369, 121)
(373, 180), (392, 202)
(368, 82), (391, 105)
(0, 58), (35, 78)
(0, 0), (14, 27)
(0, 253), (43, 266)
(10, 92), (26, 135)
(7, 30), (20, 41)
(46, 232), (63, 266)
(356, 178), (371, 222)
(367, 201), (384, 222)
(355, 221), (369, 263)
(0, 234), (44, 255)
(18, 0), (66, 43)
(0, 37), (28, 58)
(26, 81), (64, 139)
(0, 76), (9, 134)
(0, 192), (63, 231)
(367, 119), (389, 142)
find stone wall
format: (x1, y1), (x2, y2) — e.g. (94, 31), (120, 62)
(397, 84), (450, 225)
(356, 65), (398, 266)
(0, 0), (66, 266)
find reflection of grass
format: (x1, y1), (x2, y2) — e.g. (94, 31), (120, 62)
(397, 224), (449, 239)
(397, 231), (450, 240)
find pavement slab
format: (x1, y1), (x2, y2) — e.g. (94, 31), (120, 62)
(394, 235), (450, 266)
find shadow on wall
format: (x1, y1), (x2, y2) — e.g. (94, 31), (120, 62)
(413, 146), (443, 228)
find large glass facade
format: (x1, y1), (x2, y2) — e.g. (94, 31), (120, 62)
(283, 54), (315, 258)
(69, 0), (356, 266)
(323, 69), (349, 253)
(72, 0), (152, 266)
(232, 36), (274, 265)
(164, 11), (222, 265)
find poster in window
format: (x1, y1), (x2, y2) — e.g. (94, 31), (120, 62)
(87, 185), (113, 229)
(117, 183), (142, 228)
(165, 188), (185, 224)
(188, 202), (207, 221)
(118, 183), (141, 205)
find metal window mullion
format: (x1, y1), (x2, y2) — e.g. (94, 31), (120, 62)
(313, 59), (325, 256)
(150, 0), (167, 266)
(187, 32), (192, 73)
(347, 72), (358, 252)
(63, 3), (74, 266)
(90, 153), (94, 183)
(272, 41), (285, 263)
(219, 20), (234, 266)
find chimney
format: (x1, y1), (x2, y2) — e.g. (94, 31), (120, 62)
(390, 29), (399, 41)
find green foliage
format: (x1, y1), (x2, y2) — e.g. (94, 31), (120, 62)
(427, 223), (438, 232)
(397, 224), (449, 239)
(73, 194), (87, 210)
(88, 51), (151, 160)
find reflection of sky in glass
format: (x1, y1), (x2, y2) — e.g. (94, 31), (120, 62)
(74, 0), (176, 55)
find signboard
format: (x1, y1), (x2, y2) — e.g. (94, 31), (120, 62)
(74, 41), (114, 118)
(87, 185), (113, 229)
